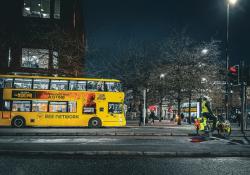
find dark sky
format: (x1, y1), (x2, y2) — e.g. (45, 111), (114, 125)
(83, 0), (250, 64)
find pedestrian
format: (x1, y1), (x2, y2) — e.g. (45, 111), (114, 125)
(236, 112), (241, 127)
(138, 102), (143, 126)
(149, 111), (155, 124)
(180, 113), (184, 120)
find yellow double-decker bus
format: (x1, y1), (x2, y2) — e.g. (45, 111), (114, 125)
(0, 74), (126, 128)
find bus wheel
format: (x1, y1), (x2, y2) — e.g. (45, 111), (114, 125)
(88, 118), (102, 128)
(11, 116), (26, 128)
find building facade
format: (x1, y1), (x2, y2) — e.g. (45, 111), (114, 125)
(0, 0), (85, 76)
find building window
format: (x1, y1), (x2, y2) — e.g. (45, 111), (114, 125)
(13, 79), (32, 89)
(32, 101), (48, 112)
(12, 101), (31, 112)
(8, 48), (11, 67)
(33, 79), (49, 89)
(54, 0), (61, 19)
(53, 51), (58, 69)
(22, 48), (49, 69)
(50, 80), (68, 90)
(23, 0), (50, 18)
(49, 102), (67, 112)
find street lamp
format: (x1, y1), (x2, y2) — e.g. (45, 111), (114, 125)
(160, 73), (165, 79)
(201, 49), (208, 55)
(225, 0), (238, 120)
(229, 0), (238, 5)
(159, 73), (166, 122)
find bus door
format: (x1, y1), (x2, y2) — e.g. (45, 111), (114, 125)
(1, 100), (11, 119)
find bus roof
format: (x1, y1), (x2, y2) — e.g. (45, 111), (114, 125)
(0, 74), (120, 82)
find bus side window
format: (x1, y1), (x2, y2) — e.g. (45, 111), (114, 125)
(12, 101), (31, 112)
(0, 78), (4, 88)
(97, 81), (104, 91)
(3, 101), (11, 111)
(4, 78), (13, 88)
(14, 78), (32, 89)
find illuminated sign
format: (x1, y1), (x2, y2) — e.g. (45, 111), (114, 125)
(12, 91), (35, 99)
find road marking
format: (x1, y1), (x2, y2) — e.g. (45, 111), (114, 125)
(0, 138), (118, 144)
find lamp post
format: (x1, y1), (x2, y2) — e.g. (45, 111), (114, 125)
(225, 0), (238, 120)
(159, 74), (165, 122)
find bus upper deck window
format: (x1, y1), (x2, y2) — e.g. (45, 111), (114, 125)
(77, 81), (86, 91)
(33, 79), (49, 90)
(0, 78), (4, 88)
(87, 81), (104, 91)
(69, 81), (78, 90)
(105, 82), (121, 92)
(50, 80), (68, 90)
(14, 78), (32, 89)
(4, 78), (13, 88)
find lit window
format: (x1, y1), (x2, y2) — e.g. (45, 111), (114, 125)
(49, 102), (67, 112)
(33, 79), (49, 89)
(12, 101), (31, 112)
(23, 0), (50, 18)
(32, 101), (48, 112)
(14, 79), (32, 89)
(22, 48), (49, 69)
(69, 81), (78, 90)
(53, 51), (58, 69)
(68, 101), (77, 112)
(0, 79), (4, 88)
(3, 78), (13, 88)
(77, 81), (86, 91)
(87, 81), (104, 91)
(50, 80), (68, 90)
(3, 101), (11, 111)
(54, 0), (60, 19)
(105, 82), (122, 92)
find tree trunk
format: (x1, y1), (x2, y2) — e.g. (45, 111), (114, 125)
(177, 97), (181, 116)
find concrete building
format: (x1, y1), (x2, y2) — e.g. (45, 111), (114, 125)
(0, 0), (85, 76)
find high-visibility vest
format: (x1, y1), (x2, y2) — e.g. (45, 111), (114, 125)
(202, 100), (209, 113)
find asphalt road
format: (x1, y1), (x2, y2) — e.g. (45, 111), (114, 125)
(0, 135), (249, 155)
(0, 155), (249, 175)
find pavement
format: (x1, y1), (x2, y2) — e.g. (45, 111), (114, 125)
(0, 120), (250, 158)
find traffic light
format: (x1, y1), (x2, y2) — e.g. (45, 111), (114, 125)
(228, 65), (239, 85)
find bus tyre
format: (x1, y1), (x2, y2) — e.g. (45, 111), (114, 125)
(88, 118), (102, 128)
(11, 116), (26, 128)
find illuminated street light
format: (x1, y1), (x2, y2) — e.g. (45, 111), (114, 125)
(201, 49), (208, 55)
(225, 0), (238, 120)
(160, 73), (165, 79)
(228, 0), (238, 5)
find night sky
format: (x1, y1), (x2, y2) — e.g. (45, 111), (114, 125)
(83, 0), (250, 65)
